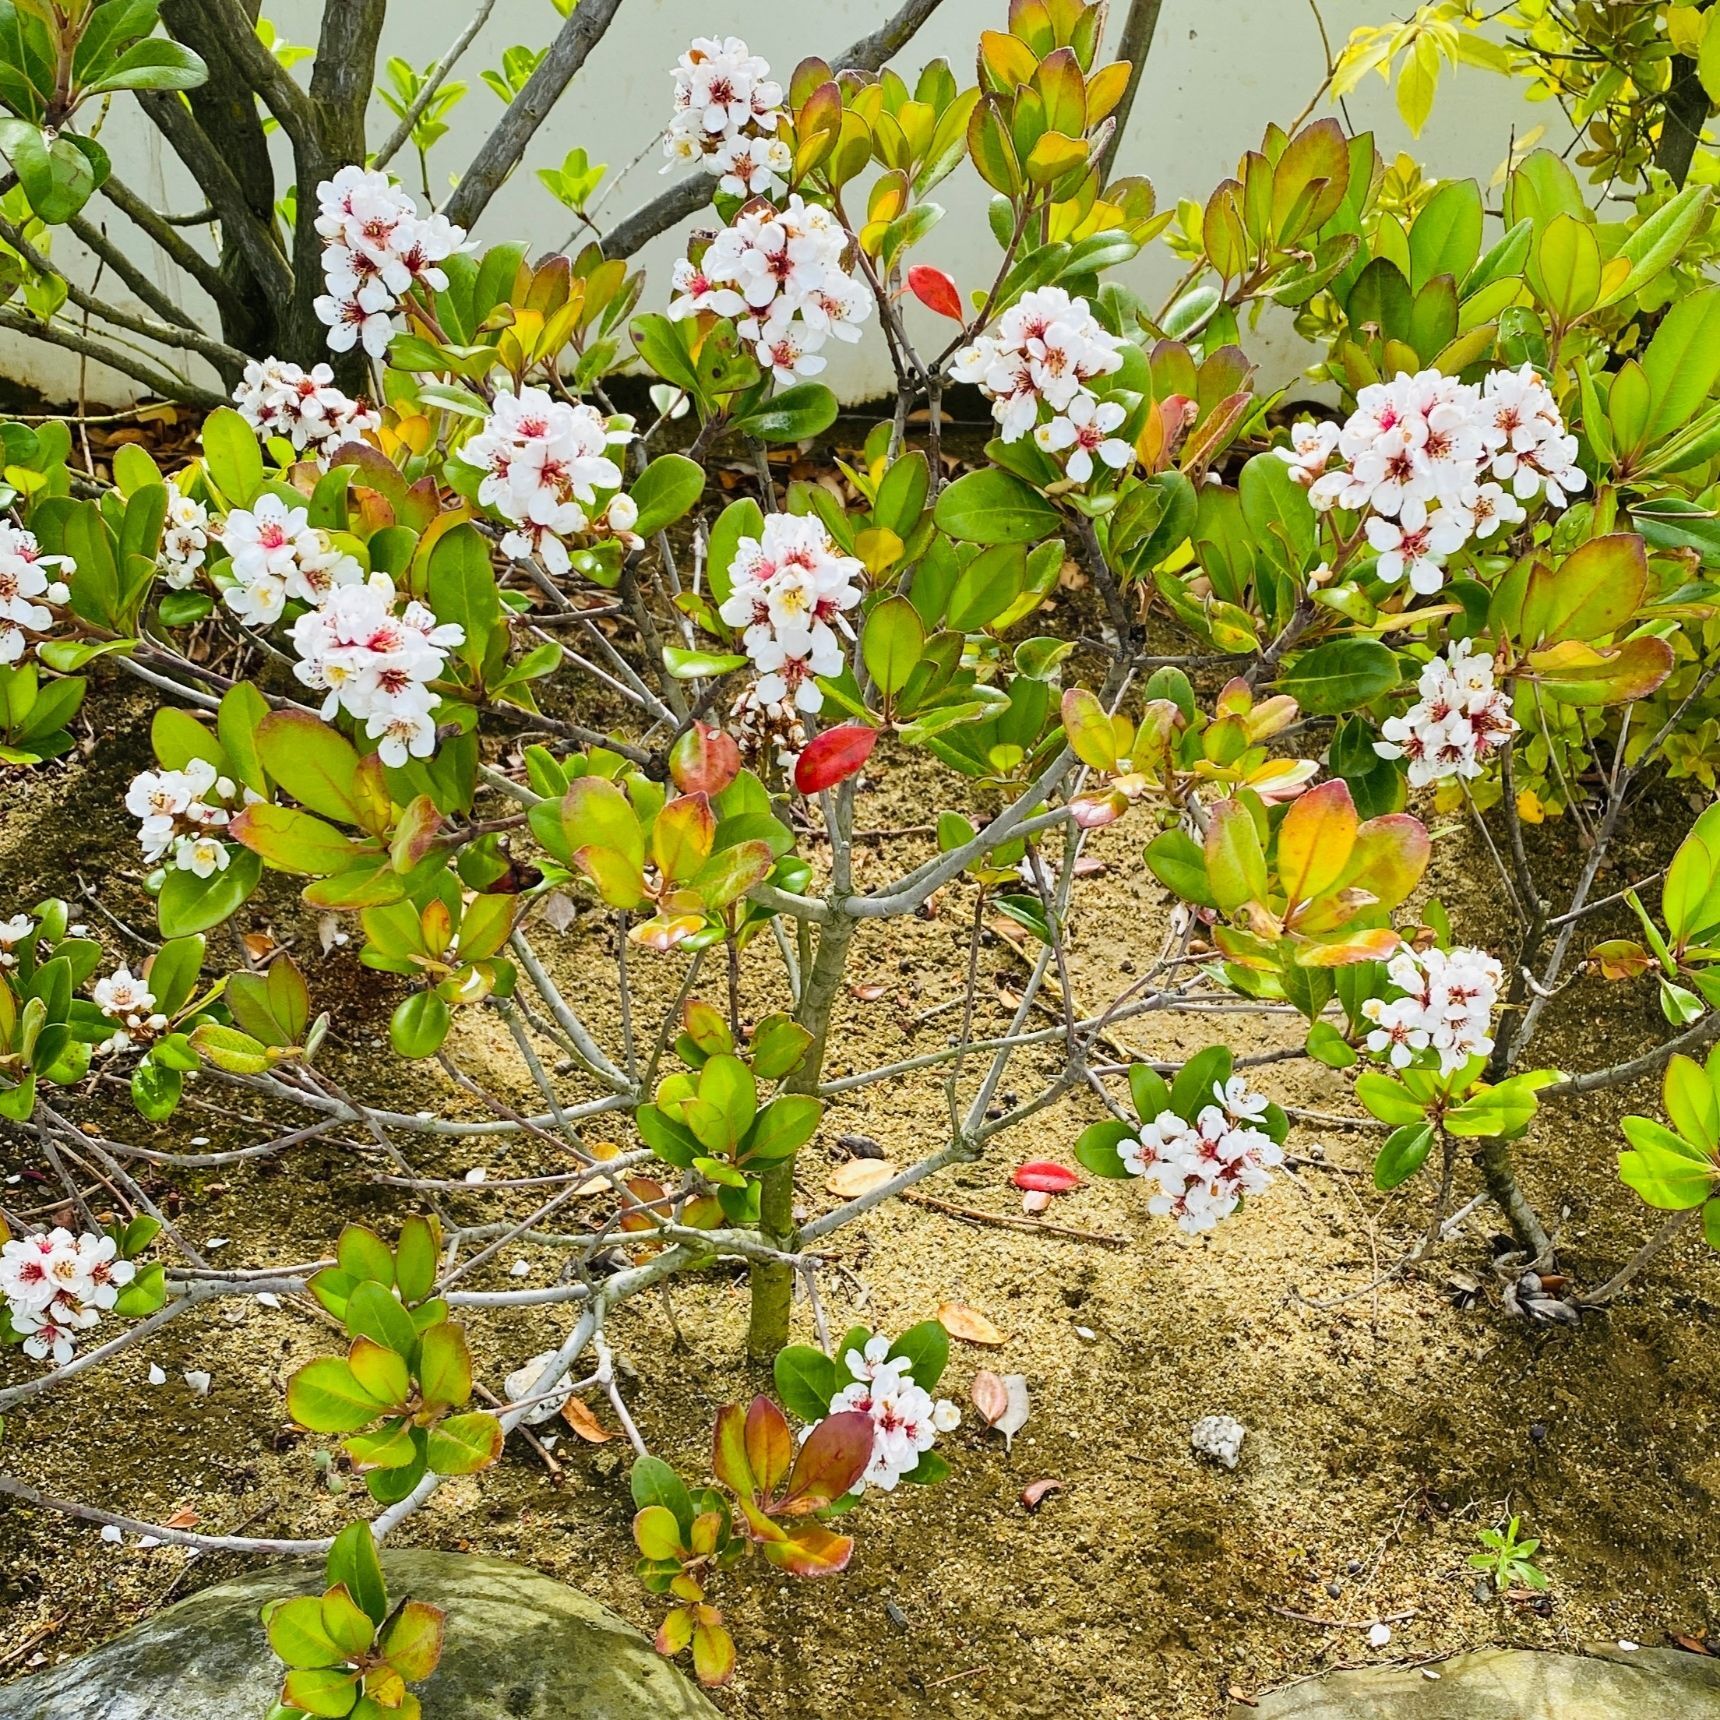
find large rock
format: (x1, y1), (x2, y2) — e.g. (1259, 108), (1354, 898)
(0, 1550), (721, 1720)
(1236, 1644), (1720, 1718)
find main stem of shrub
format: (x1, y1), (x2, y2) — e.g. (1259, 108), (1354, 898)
(747, 907), (855, 1358)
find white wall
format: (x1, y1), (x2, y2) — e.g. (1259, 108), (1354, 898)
(10, 0), (1565, 404)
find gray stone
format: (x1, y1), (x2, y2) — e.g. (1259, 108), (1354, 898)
(0, 1550), (721, 1720)
(1236, 1645), (1720, 1719)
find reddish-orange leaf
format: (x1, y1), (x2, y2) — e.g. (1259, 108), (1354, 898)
(794, 723), (877, 794)
(560, 1397), (614, 1443)
(907, 264), (963, 322)
(1011, 1160), (1080, 1194)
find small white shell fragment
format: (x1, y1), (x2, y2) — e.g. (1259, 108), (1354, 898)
(505, 1351), (572, 1426)
(1190, 1413), (1246, 1470)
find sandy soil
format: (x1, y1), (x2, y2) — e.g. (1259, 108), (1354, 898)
(3, 630), (1719, 1720)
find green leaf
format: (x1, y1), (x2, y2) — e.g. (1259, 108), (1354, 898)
(255, 712), (377, 827)
(380, 1600), (445, 1683)
(425, 523), (498, 679)
(630, 1454), (696, 1536)
(344, 1281), (420, 1359)
(733, 381), (839, 442)
(325, 1523), (389, 1628)
(886, 1318), (950, 1390)
(390, 990), (450, 1060)
(86, 38), (209, 95)
(287, 1357), (390, 1434)
(201, 406), (264, 507)
(0, 119), (100, 223)
(265, 1595), (344, 1671)
(861, 596), (926, 699)
(232, 804), (367, 875)
(157, 848), (262, 938)
(628, 453), (704, 536)
(1373, 1121), (1434, 1190)
(424, 1409), (503, 1475)
(1276, 638), (1398, 714)
(1619, 1115), (1716, 1209)
(774, 1344), (839, 1422)
(281, 1666), (360, 1718)
(1073, 1117), (1137, 1177)
(1355, 1072), (1427, 1126)
(932, 467), (1059, 544)
(417, 1320), (474, 1412)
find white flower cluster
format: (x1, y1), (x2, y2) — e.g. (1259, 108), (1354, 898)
(1121, 1076), (1284, 1235)
(1362, 943), (1502, 1075)
(159, 480), (211, 589)
(232, 357), (380, 466)
(0, 523), (72, 665)
(1279, 365), (1584, 595)
(92, 964), (167, 1053)
(810, 1335), (960, 1494)
(217, 494), (363, 627)
(1374, 636), (1518, 788)
(950, 287), (1130, 479)
(720, 512), (863, 714)
(461, 387), (636, 575)
(663, 35), (787, 196)
(291, 573), (464, 766)
(313, 166), (468, 359)
(669, 193), (871, 385)
(126, 757), (257, 879)
(1, 1227), (136, 1365)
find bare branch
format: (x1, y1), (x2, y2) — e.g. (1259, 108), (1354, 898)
(0, 306), (223, 408)
(375, 0), (501, 170)
(442, 0), (627, 233)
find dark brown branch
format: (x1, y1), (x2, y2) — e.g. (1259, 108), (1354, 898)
(1096, 0), (1167, 181)
(442, 0), (627, 233)
(137, 90), (292, 307)
(196, 0), (315, 144)
(0, 306), (223, 408)
(67, 213), (201, 333)
(97, 177), (235, 309)
(602, 0), (951, 258)
(0, 209), (245, 372)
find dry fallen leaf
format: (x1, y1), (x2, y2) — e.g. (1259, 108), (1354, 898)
(240, 932), (277, 962)
(938, 1302), (1004, 1345)
(827, 1159), (898, 1198)
(1020, 1478), (1064, 1511)
(970, 1369), (1009, 1426)
(560, 1397), (615, 1444)
(163, 1507), (200, 1529)
(970, 1369), (1030, 1449)
(540, 890), (578, 933)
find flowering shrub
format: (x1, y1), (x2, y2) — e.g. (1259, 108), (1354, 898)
(1076, 1051), (1289, 1233)
(5, 0), (1720, 1702)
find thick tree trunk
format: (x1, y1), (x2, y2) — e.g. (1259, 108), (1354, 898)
(159, 0), (284, 364)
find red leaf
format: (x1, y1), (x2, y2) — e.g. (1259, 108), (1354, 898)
(1012, 1160), (1081, 1194)
(907, 264), (964, 322)
(794, 724), (877, 795)
(783, 1408), (873, 1509)
(670, 721), (742, 796)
